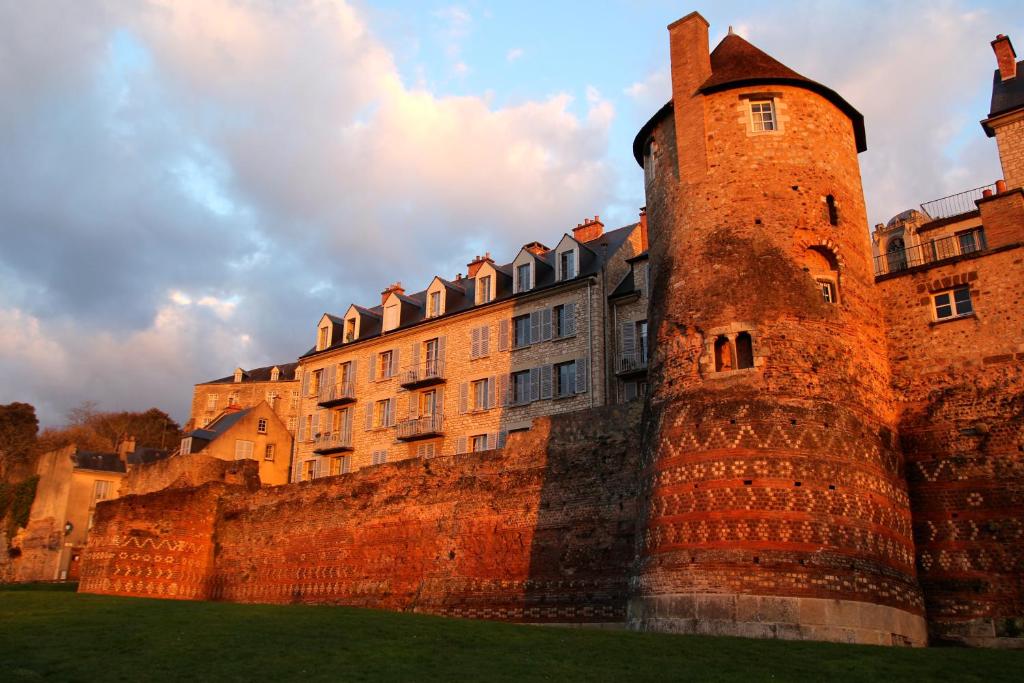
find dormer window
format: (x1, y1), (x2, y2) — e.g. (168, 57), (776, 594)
(317, 327), (329, 350)
(749, 99), (776, 132)
(270, 367), (280, 382)
(383, 302), (400, 332)
(233, 368), (243, 383)
(429, 291), (442, 317)
(345, 318), (356, 342)
(516, 263), (532, 293)
(477, 275), (493, 304)
(559, 250), (576, 280)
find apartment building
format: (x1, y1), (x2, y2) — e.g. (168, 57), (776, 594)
(291, 216), (648, 479)
(187, 363), (299, 433)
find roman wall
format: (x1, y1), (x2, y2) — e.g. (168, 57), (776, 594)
(79, 404), (643, 622)
(124, 454), (260, 496)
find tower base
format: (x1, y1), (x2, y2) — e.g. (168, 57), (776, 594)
(628, 594), (928, 647)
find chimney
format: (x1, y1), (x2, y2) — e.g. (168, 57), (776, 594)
(523, 241), (549, 256)
(572, 215), (604, 243)
(380, 282), (405, 304)
(992, 34), (1017, 81)
(117, 435), (136, 462)
(668, 12), (712, 182)
(638, 207), (649, 251)
(466, 252), (494, 278)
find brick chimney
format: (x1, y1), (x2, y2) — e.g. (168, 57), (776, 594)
(668, 12), (712, 182)
(638, 207), (649, 251)
(992, 34), (1017, 81)
(117, 435), (136, 462)
(467, 252), (494, 278)
(572, 216), (604, 243)
(523, 241), (549, 256)
(381, 282), (405, 304)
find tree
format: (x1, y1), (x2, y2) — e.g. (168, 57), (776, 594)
(0, 402), (39, 480)
(35, 404), (183, 455)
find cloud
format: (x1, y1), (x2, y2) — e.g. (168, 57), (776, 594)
(506, 47), (524, 63)
(0, 0), (617, 426)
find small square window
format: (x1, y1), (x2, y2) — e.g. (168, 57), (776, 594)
(934, 287), (973, 320)
(257, 418), (268, 434)
(750, 99), (776, 132)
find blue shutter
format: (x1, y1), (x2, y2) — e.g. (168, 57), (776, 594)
(530, 368), (540, 402)
(564, 302), (576, 337)
(576, 357), (588, 394)
(529, 311), (541, 344)
(542, 308), (552, 341)
(540, 364), (553, 399)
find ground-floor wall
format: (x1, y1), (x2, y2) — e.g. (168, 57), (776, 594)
(79, 404), (643, 622)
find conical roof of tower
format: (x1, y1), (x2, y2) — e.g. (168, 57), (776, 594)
(633, 33), (866, 164)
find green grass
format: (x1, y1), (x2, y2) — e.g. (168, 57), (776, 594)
(0, 590), (1019, 682)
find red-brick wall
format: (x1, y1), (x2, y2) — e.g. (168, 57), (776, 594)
(79, 405), (642, 622)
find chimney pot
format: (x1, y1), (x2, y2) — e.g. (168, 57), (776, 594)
(992, 33), (1018, 81)
(983, 188), (993, 198)
(996, 179), (1007, 193)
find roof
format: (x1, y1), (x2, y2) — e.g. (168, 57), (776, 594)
(301, 222), (641, 359)
(200, 362), (298, 385)
(72, 451), (126, 474)
(188, 408), (251, 441)
(633, 33), (867, 165)
(126, 447), (172, 466)
(608, 269), (637, 300)
(983, 63), (1024, 136)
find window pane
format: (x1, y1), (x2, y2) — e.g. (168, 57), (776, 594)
(954, 288), (973, 315)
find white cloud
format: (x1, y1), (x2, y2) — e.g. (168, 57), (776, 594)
(506, 47), (524, 63)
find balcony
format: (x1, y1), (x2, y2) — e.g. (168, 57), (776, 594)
(919, 183), (996, 221)
(874, 227), (987, 277)
(395, 414), (444, 441)
(317, 379), (356, 408)
(399, 359), (445, 389)
(313, 430), (353, 455)
(616, 350), (649, 377)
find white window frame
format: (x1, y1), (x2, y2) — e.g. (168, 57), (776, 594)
(515, 262), (532, 293)
(818, 279), (837, 304)
(558, 249), (576, 281)
(933, 287), (973, 321)
(206, 394), (217, 411)
(264, 443), (276, 461)
(317, 326), (329, 350)
(749, 99), (777, 133)
(429, 290), (442, 317)
(477, 275), (493, 304)
(257, 417), (268, 434)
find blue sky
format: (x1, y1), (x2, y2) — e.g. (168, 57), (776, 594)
(0, 1), (1020, 426)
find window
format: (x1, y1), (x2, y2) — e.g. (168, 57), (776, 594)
(374, 399), (393, 428)
(92, 480), (111, 503)
(379, 350), (393, 378)
(826, 195), (839, 226)
(287, 417), (297, 432)
(339, 361), (352, 385)
(471, 435), (489, 452)
(714, 336), (733, 372)
(257, 418), (268, 434)
(424, 338), (440, 374)
(304, 415), (313, 441)
(958, 230), (981, 255)
(264, 443), (276, 461)
(749, 99), (776, 132)
(736, 333), (754, 369)
(560, 250), (576, 280)
(303, 460), (316, 481)
(206, 394), (218, 411)
(344, 318), (356, 342)
(180, 437), (193, 455)
(227, 392), (238, 406)
(818, 280), (836, 304)
(934, 287), (973, 320)
(290, 391), (299, 409)
(372, 449), (388, 465)
(637, 320), (649, 362)
(384, 303), (400, 331)
(470, 325), (490, 359)
(331, 456), (351, 475)
(234, 368), (244, 383)
(318, 327), (329, 349)
(516, 263), (531, 292)
(554, 303), (576, 338)
(477, 275), (492, 304)
(234, 439), (254, 460)
(266, 391), (278, 407)
(513, 315), (531, 348)
(429, 291), (442, 317)
(271, 367), (280, 382)
(415, 442), (436, 458)
(554, 361), (576, 398)
(886, 237), (907, 272)
(512, 370), (531, 405)
(643, 137), (657, 181)
(310, 370), (322, 396)
(472, 379), (489, 411)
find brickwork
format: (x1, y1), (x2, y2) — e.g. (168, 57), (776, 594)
(993, 114), (1024, 191)
(80, 405), (642, 621)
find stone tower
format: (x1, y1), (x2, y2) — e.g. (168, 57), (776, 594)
(630, 13), (927, 645)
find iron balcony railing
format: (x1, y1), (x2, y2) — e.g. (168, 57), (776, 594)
(313, 430), (353, 454)
(875, 228), (987, 276)
(919, 183), (997, 221)
(395, 414), (444, 441)
(616, 349), (649, 375)
(399, 359), (445, 388)
(317, 379), (356, 407)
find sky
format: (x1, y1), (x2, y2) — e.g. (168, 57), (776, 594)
(1, 0), (1020, 427)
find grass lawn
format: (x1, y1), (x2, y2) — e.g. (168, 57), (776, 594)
(0, 585), (1019, 682)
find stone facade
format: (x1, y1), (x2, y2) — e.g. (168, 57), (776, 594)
(187, 364), (299, 434)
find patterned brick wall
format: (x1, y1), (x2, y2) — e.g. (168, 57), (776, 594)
(80, 405), (642, 622)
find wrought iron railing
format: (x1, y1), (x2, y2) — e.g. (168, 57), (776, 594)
(399, 359), (445, 386)
(318, 379), (356, 405)
(919, 184), (996, 221)
(875, 228), (986, 276)
(396, 414), (444, 440)
(314, 430), (352, 452)
(616, 350), (649, 374)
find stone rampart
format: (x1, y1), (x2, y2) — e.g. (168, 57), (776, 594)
(124, 454), (260, 496)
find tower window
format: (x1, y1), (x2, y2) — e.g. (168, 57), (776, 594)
(735, 333), (754, 369)
(644, 137), (658, 181)
(749, 100), (776, 132)
(714, 336), (733, 372)
(818, 280), (837, 304)
(826, 195), (839, 226)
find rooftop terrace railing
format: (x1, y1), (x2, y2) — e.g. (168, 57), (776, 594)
(875, 228), (986, 276)
(919, 183), (996, 221)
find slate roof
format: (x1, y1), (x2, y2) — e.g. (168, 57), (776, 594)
(200, 362), (299, 385)
(983, 61), (1024, 136)
(633, 33), (867, 165)
(72, 452), (127, 474)
(302, 223), (640, 359)
(126, 447), (172, 466)
(608, 270), (637, 300)
(188, 408), (251, 441)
